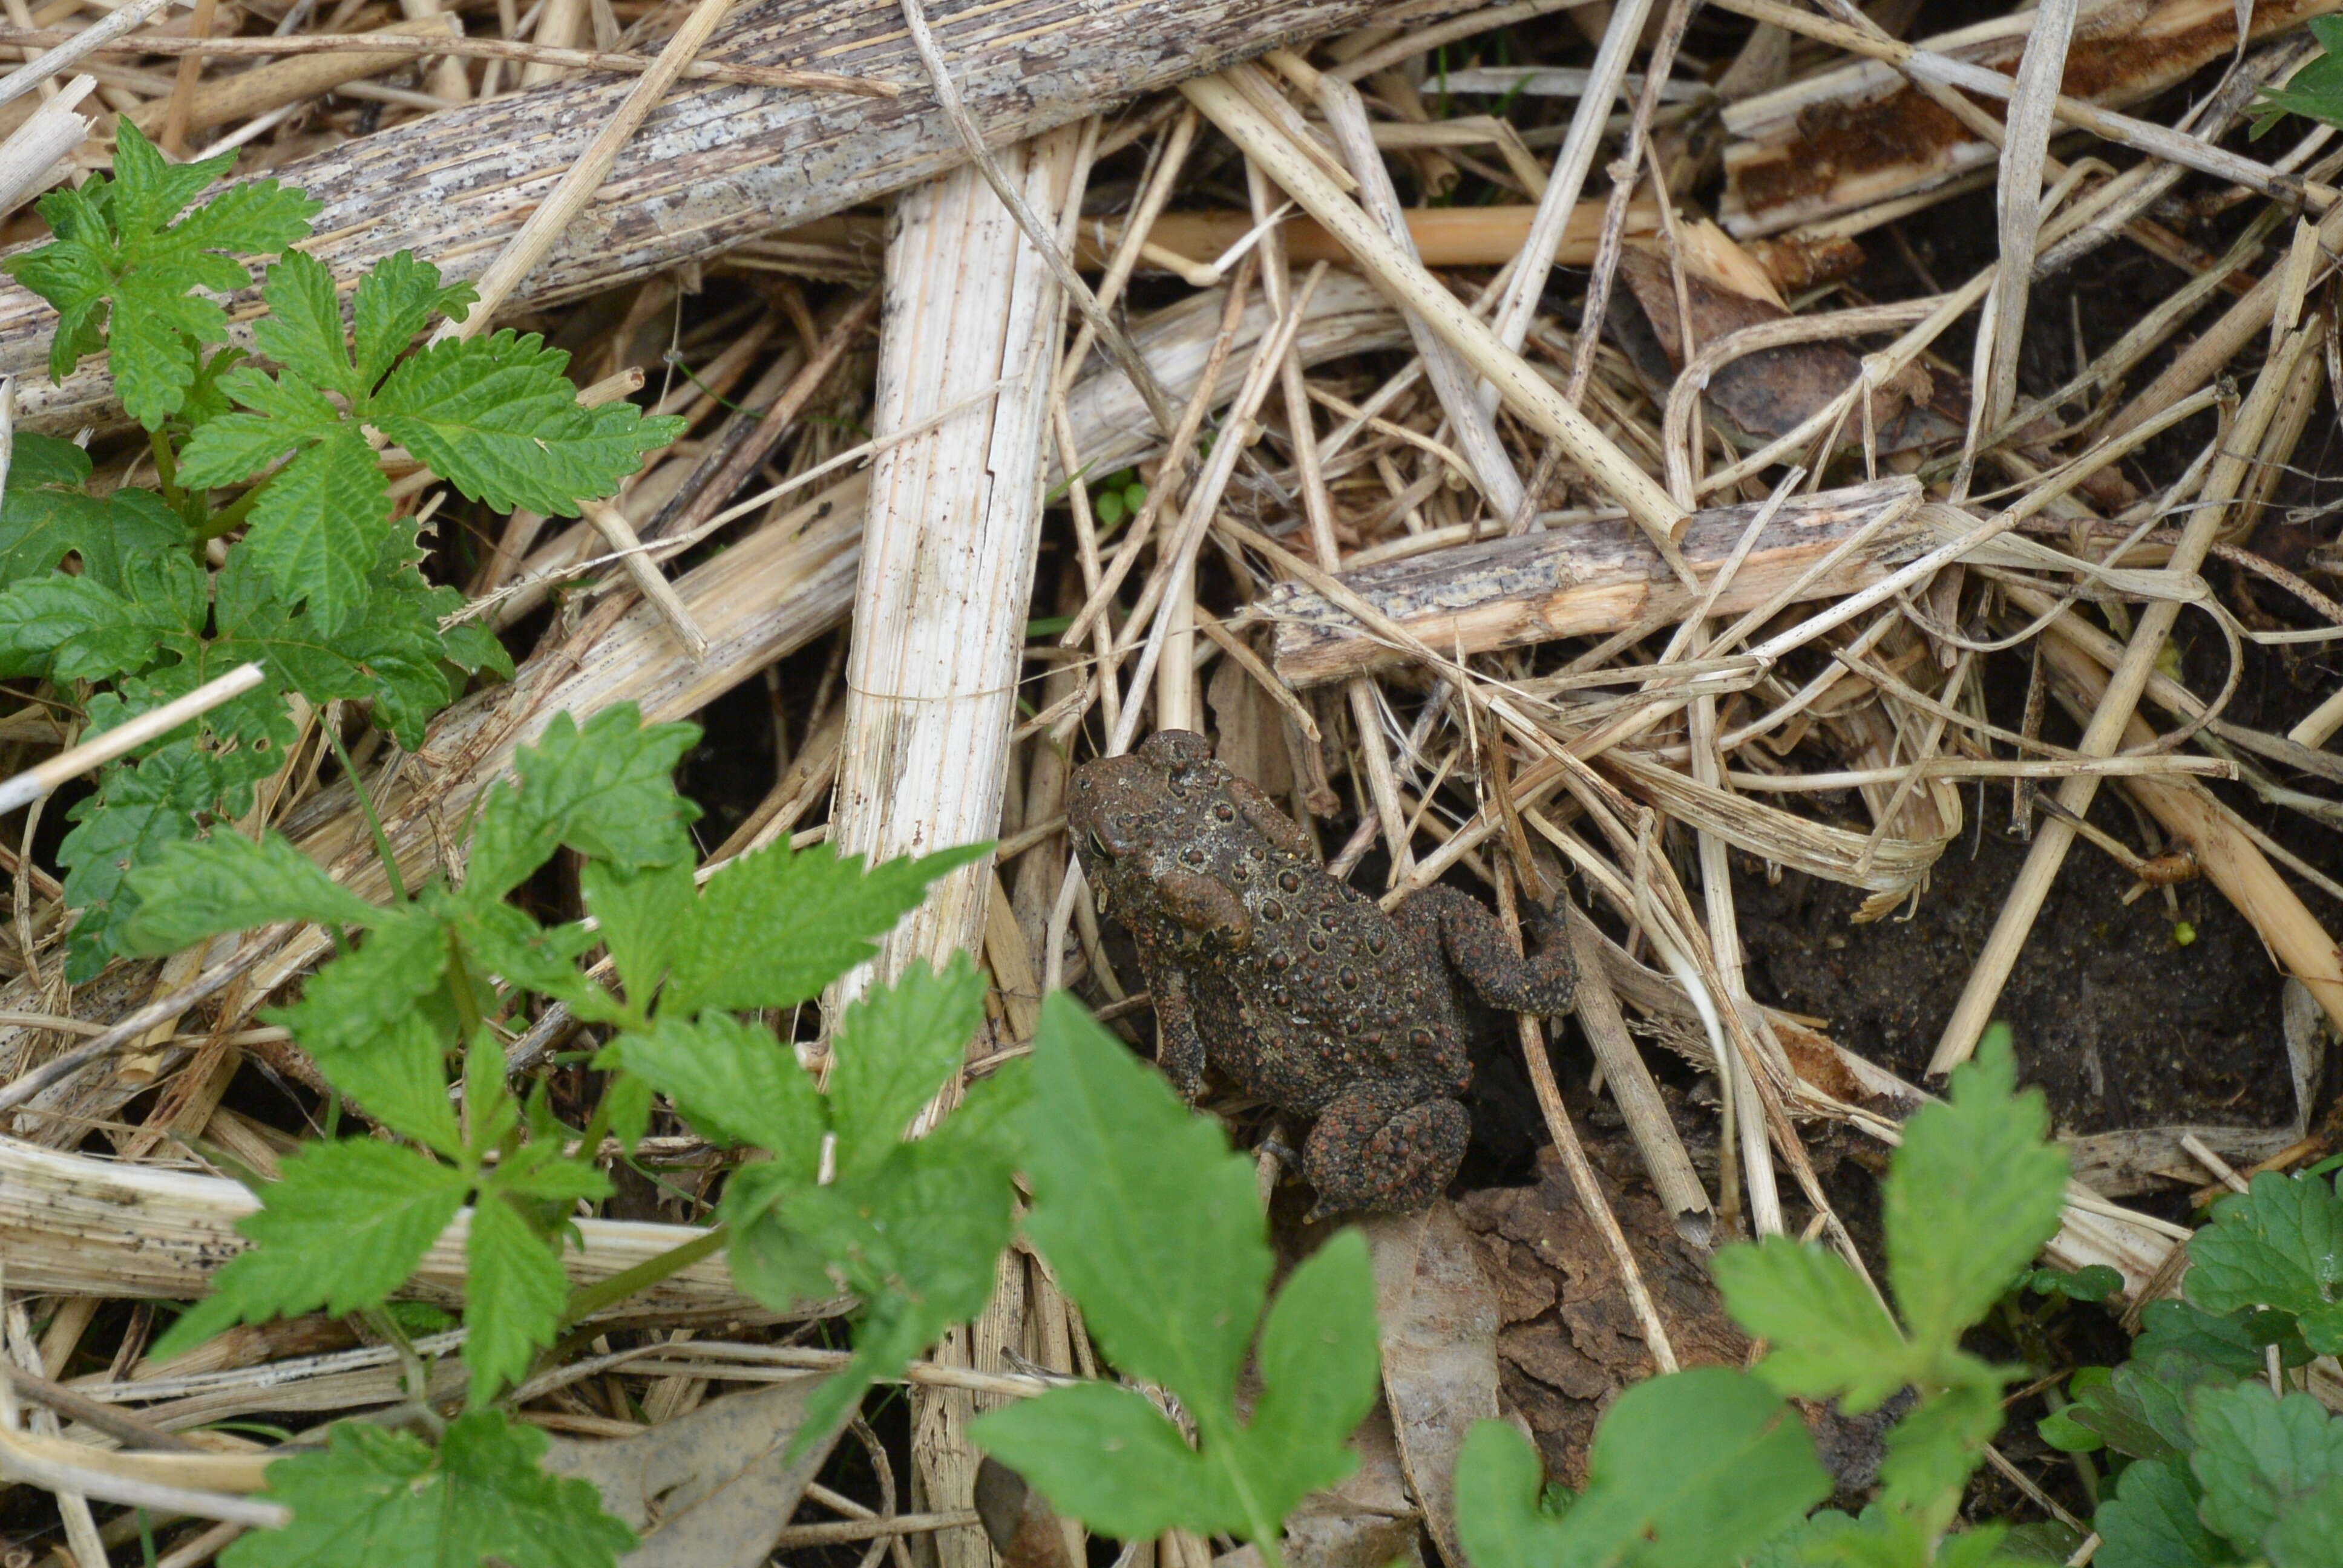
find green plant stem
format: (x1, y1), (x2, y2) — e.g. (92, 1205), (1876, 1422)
(323, 719), (407, 903)
(559, 1224), (727, 1330)
(197, 469), (275, 540)
(146, 430), (186, 512)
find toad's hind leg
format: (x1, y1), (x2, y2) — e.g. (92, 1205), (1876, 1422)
(1302, 1083), (1469, 1217)
(1395, 886), (1577, 1016)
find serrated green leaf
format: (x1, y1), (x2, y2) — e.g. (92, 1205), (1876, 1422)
(464, 1192), (569, 1404)
(722, 1165), (841, 1312)
(2189, 1172), (2343, 1336)
(120, 829), (383, 954)
(1021, 991), (1270, 1404)
(2094, 1457), (2238, 1568)
(0, 440), (184, 589)
(2138, 1300), (2305, 1380)
(149, 1138), (468, 1363)
(223, 1410), (635, 1568)
(2189, 1380), (2343, 1552)
(457, 901), (601, 1008)
(59, 742), (218, 981)
(465, 705), (699, 901)
(318, 1009), (463, 1157)
(251, 249), (358, 399)
(372, 330), (684, 514)
(608, 1010), (824, 1166)
(1878, 1380), (2002, 1529)
(827, 957), (986, 1180)
(1714, 1236), (1915, 1410)
(485, 1143), (611, 1207)
(353, 250), (476, 386)
(2065, 1353), (2228, 1464)
(972, 1383), (1228, 1540)
(108, 121), (234, 240)
(177, 370), (342, 488)
(237, 422), (390, 635)
(663, 840), (986, 1016)
(1535, 1368), (1829, 1568)
(578, 858), (693, 1006)
(272, 906), (453, 1060)
(1885, 1027), (2069, 1362)
(5, 125), (319, 428)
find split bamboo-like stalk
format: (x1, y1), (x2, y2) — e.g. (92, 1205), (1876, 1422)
(830, 131), (1083, 1002)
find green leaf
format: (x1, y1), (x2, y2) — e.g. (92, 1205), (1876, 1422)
(1884, 1026), (2069, 1362)
(2094, 1457), (2238, 1568)
(251, 248), (360, 400)
(1877, 1380), (2002, 1528)
(971, 1383), (1227, 1540)
(463, 1192), (570, 1404)
(314, 1009), (464, 1157)
(149, 1138), (468, 1363)
(663, 840), (988, 1017)
(3, 123), (319, 426)
(175, 368), (342, 487)
(609, 1010), (824, 1168)
(2188, 1172), (2343, 1347)
(1020, 991), (1269, 1403)
(271, 906), (453, 1060)
(1454, 1421), (1567, 1568)
(1535, 1368), (1829, 1568)
(1226, 1228), (1383, 1516)
(371, 329), (684, 514)
(235, 421), (391, 636)
(2064, 1354), (2228, 1464)
(1713, 1236), (1915, 1410)
(826, 956), (986, 1180)
(578, 858), (693, 1005)
(2189, 1380), (2343, 1552)
(223, 1410), (635, 1568)
(465, 705), (700, 901)
(353, 250), (476, 387)
(0, 439), (184, 589)
(2137, 1300), (2306, 1380)
(120, 828), (383, 954)
(985, 996), (1377, 1550)
(794, 1109), (1026, 1442)
(58, 742), (218, 981)
(2267, 1474), (2343, 1568)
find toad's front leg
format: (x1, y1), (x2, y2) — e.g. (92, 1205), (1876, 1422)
(1395, 886), (1577, 1017)
(1136, 949), (1208, 1099)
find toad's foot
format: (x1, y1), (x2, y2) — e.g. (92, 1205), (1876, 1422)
(1302, 1082), (1470, 1217)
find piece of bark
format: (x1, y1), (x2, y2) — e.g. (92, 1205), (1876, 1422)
(1720, 0), (2335, 237)
(1263, 475), (1925, 687)
(1458, 1142), (1748, 1488)
(0, 0), (1484, 433)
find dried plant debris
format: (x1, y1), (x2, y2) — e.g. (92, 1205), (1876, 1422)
(0, 0), (2338, 1558)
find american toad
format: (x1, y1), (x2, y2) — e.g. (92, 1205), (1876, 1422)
(1069, 730), (1577, 1215)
